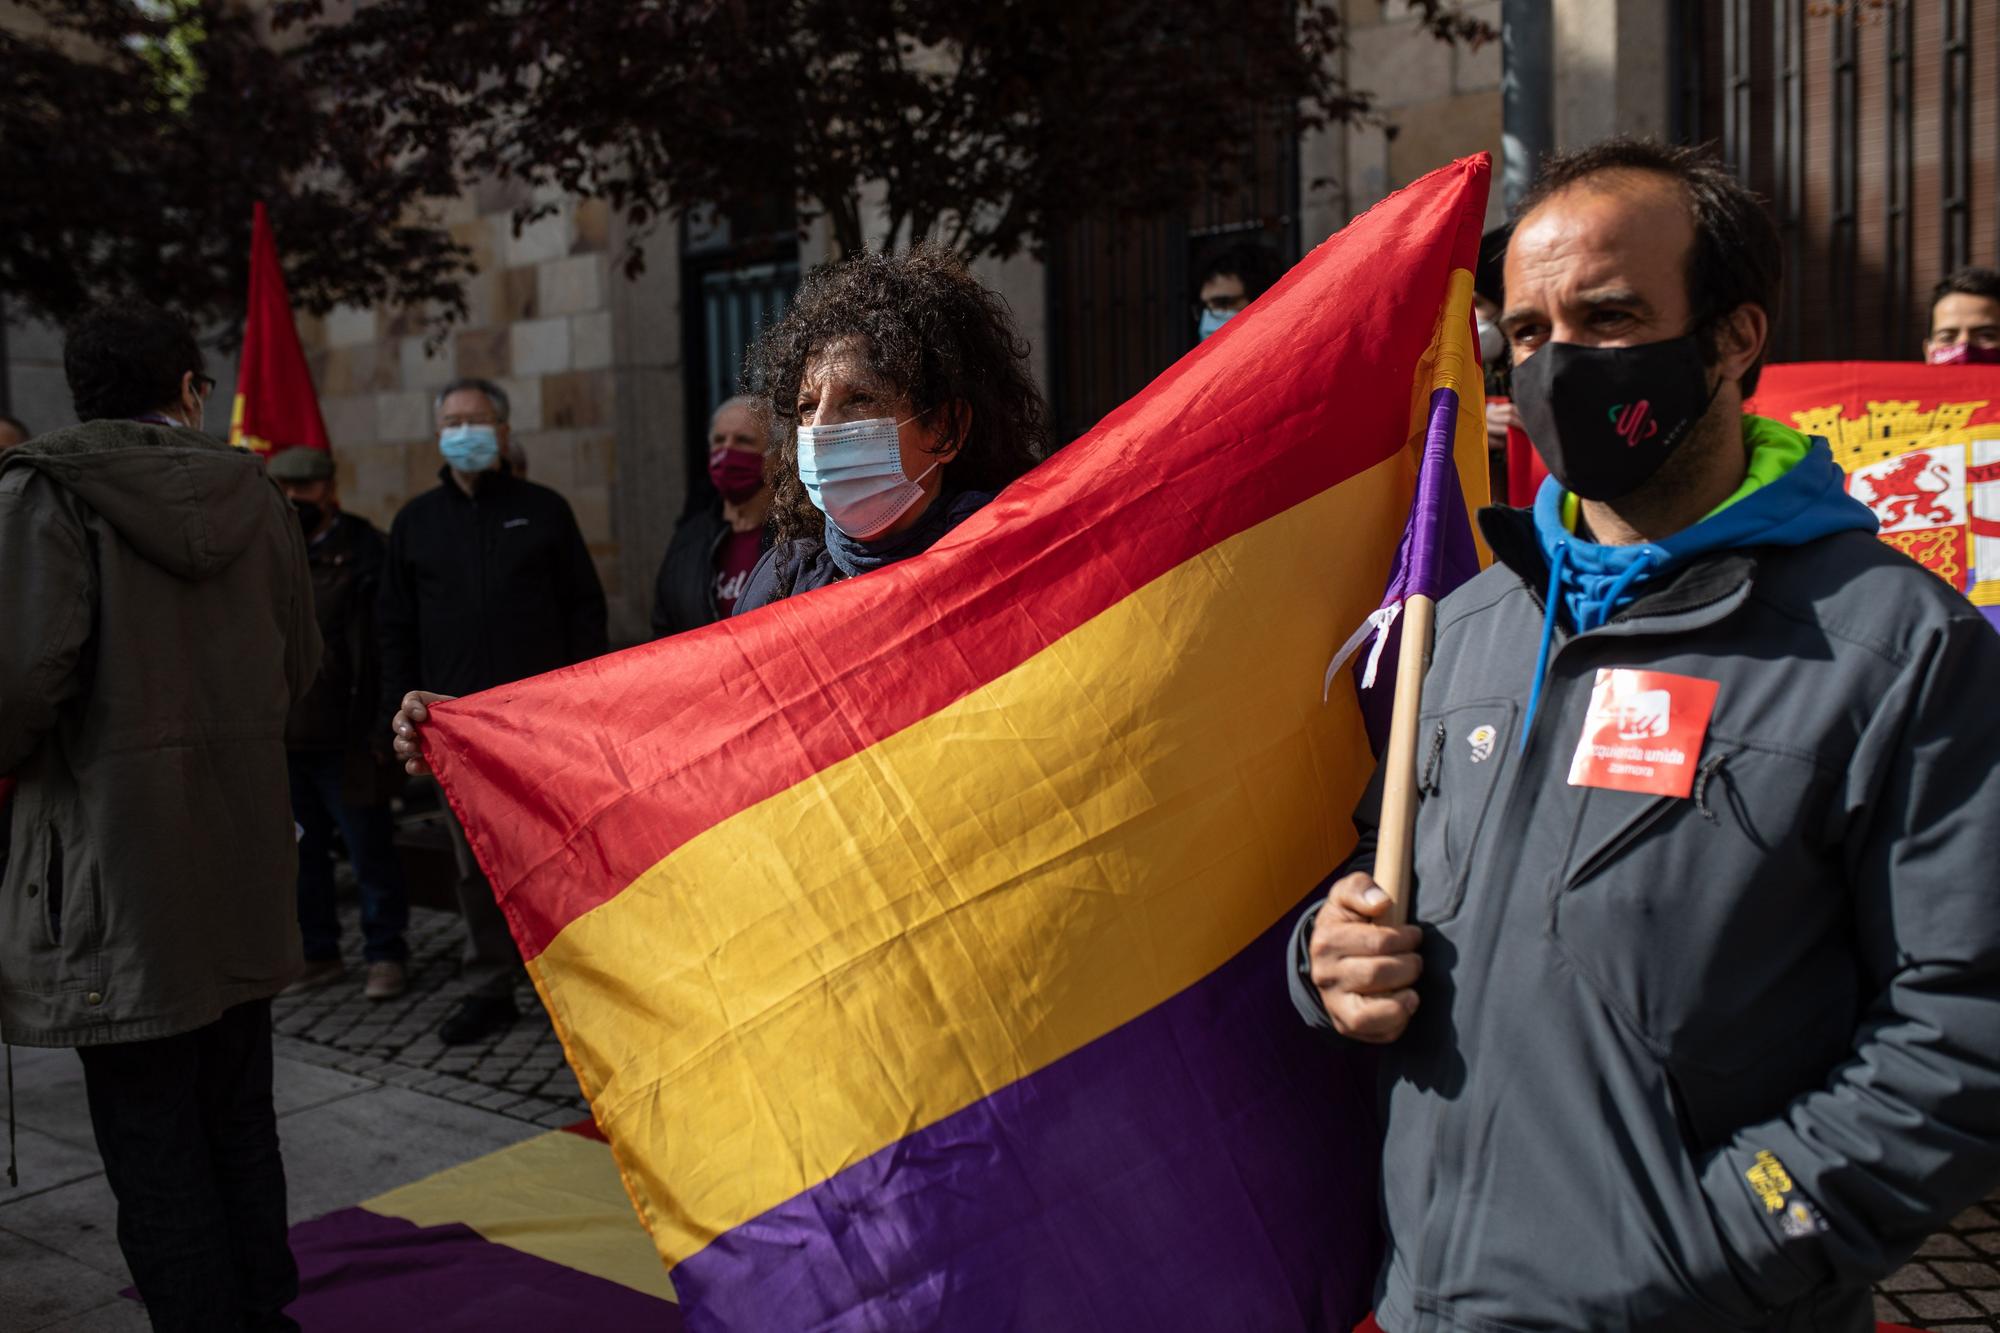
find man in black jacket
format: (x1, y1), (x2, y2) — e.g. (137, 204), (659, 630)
(379, 377), (607, 1044)
(270, 446), (409, 1002)
(1294, 140), (2000, 1331)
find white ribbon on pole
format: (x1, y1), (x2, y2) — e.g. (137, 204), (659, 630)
(1321, 601), (1403, 702)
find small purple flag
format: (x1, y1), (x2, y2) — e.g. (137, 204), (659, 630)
(1325, 384), (1485, 751)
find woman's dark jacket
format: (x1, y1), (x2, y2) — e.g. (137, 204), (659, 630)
(651, 506), (734, 637)
(733, 490), (991, 617)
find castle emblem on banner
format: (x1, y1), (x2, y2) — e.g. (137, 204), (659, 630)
(1785, 397), (2000, 610)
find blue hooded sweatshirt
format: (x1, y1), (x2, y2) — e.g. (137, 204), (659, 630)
(1520, 416), (1878, 743)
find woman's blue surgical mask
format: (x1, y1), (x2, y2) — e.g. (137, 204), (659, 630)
(440, 424), (501, 473)
(795, 414), (940, 540)
(1197, 308), (1234, 341)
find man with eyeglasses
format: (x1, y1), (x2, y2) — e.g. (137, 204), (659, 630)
(1923, 266), (2000, 366)
(378, 376), (606, 1046)
(1193, 239), (1282, 342)
(0, 303), (320, 1329)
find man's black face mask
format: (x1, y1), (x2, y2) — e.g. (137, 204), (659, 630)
(1510, 332), (1721, 502)
(291, 499), (325, 536)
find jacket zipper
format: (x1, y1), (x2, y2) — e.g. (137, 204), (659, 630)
(44, 827), (64, 946)
(1421, 646), (1571, 1300)
(473, 490), (494, 683)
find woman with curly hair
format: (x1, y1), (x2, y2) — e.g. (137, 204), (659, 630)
(732, 243), (1048, 615)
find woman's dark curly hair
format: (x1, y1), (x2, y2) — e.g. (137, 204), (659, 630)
(753, 243), (1049, 546)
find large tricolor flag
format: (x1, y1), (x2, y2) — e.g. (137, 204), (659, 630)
(229, 201), (330, 457)
(421, 154), (1493, 1330)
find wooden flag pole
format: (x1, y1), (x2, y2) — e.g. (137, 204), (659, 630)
(1370, 594), (1437, 927)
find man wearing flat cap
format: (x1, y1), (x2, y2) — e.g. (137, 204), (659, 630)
(267, 447), (410, 1001)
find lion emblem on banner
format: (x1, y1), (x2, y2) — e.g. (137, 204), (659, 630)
(1856, 451), (1961, 529)
(1781, 397), (2000, 605)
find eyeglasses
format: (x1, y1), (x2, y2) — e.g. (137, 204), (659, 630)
(1194, 295), (1250, 317)
(192, 374), (217, 396)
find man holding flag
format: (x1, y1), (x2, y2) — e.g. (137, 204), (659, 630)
(1297, 139), (2000, 1330)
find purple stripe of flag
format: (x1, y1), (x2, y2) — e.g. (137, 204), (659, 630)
(1356, 387), (1481, 751)
(668, 897), (1383, 1333)
(1405, 387), (1475, 602)
(280, 1208), (682, 1331)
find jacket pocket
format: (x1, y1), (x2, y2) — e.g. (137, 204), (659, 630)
(1409, 698), (1517, 924)
(1551, 738), (1844, 1067)
(1648, 1069), (1778, 1327)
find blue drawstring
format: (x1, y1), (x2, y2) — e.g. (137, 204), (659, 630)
(1519, 543), (1662, 751)
(1521, 541), (1568, 751)
(1587, 553), (1660, 632)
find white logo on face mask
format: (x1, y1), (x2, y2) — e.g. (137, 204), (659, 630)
(795, 414), (940, 539)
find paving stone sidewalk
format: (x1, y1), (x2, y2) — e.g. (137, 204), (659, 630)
(271, 901), (588, 1130)
(1876, 1201), (2000, 1329)
(272, 891), (2000, 1328)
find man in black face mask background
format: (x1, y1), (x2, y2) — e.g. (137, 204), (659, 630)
(268, 446), (411, 1001)
(1291, 138), (2000, 1331)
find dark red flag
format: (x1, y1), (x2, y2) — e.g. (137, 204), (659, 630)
(229, 202), (330, 457)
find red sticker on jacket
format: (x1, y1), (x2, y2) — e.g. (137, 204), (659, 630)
(1567, 668), (1720, 798)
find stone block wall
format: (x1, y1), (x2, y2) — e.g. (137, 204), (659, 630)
(1303, 0), (1507, 250)
(303, 187), (661, 644)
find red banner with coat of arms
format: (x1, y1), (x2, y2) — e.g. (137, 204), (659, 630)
(1746, 362), (2000, 632)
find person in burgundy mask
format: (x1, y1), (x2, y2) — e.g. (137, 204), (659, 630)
(1922, 267), (2000, 366)
(650, 396), (777, 635)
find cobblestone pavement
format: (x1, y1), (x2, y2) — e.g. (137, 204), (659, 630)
(271, 900), (589, 1131)
(1876, 1202), (2000, 1329)
(282, 889), (2000, 1328)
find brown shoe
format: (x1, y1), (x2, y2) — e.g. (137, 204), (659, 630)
(364, 960), (407, 1001)
(282, 958), (345, 996)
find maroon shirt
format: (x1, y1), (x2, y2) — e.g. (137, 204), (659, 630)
(713, 528), (763, 617)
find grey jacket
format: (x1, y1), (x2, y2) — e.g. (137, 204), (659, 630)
(1291, 506), (2000, 1331)
(0, 421), (319, 1046)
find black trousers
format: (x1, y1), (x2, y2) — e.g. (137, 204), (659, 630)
(76, 998), (300, 1332)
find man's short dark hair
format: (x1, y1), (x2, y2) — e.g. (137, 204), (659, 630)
(1930, 267), (2000, 314)
(64, 304), (206, 422)
(1515, 137), (1782, 397)
(1197, 239), (1284, 303)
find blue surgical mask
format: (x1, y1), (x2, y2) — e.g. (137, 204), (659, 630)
(440, 424), (500, 473)
(795, 414), (940, 540)
(1198, 308), (1233, 341)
